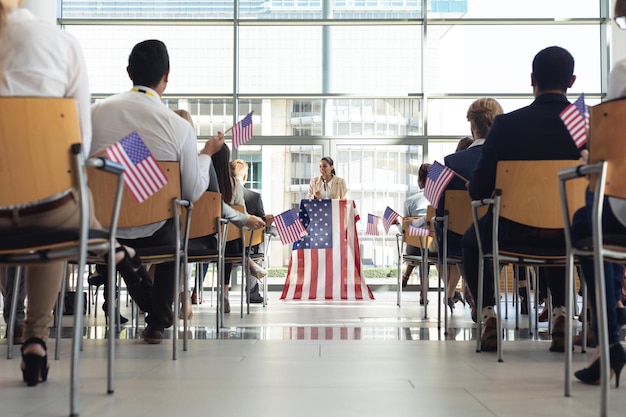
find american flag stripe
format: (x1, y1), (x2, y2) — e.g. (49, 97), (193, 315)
(409, 225), (430, 237)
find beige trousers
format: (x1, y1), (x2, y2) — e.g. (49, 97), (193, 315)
(0, 190), (101, 342)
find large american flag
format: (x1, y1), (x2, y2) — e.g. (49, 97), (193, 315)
(274, 208), (308, 244)
(365, 214), (380, 236)
(560, 93), (589, 148)
(280, 199), (375, 300)
(104, 131), (168, 203)
(424, 161), (455, 205)
(232, 111), (253, 150)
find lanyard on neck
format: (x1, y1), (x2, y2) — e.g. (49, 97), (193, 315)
(131, 87), (156, 97)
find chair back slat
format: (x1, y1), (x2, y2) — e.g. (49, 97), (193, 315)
(496, 160), (585, 229)
(589, 98), (626, 199)
(89, 161), (181, 228)
(187, 192), (222, 239)
(0, 97), (81, 206)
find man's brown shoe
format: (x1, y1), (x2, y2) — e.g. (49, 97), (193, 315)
(141, 327), (163, 344)
(549, 314), (565, 352)
(480, 316), (498, 352)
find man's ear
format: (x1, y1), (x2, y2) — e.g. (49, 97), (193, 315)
(163, 69), (170, 83)
(568, 75), (576, 88)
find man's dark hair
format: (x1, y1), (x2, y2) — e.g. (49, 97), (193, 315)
(127, 40), (170, 87)
(532, 46), (574, 91)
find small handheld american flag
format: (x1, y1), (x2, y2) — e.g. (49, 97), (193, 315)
(408, 224), (429, 237)
(104, 131), (168, 203)
(382, 206), (399, 234)
(559, 93), (589, 148)
(424, 161), (455, 205)
(274, 208), (308, 244)
(366, 214), (380, 236)
(232, 111), (254, 150)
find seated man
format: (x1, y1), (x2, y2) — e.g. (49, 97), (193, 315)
(401, 162), (430, 302)
(90, 40), (264, 343)
(461, 46), (581, 352)
(231, 159), (274, 304)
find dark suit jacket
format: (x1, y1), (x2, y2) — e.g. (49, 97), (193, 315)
(466, 93), (581, 252)
(243, 188), (264, 218)
(435, 144), (483, 256)
(470, 93), (580, 200)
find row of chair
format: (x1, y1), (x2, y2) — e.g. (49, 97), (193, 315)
(395, 97), (626, 417)
(0, 97), (267, 417)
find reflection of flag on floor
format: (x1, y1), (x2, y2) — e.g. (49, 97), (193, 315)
(280, 199), (375, 300)
(366, 214), (380, 236)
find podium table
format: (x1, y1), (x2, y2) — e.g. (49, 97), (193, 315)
(280, 199), (375, 300)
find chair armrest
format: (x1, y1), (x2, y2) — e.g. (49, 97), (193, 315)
(558, 162), (602, 182)
(85, 156), (125, 176)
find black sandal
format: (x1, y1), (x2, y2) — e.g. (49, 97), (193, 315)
(21, 337), (48, 387)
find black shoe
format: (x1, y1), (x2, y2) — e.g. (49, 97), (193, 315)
(21, 338), (49, 387)
(102, 302), (129, 325)
(401, 276), (409, 289)
(575, 343), (626, 387)
(88, 273), (105, 287)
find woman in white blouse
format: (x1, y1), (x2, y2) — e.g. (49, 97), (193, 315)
(306, 156), (348, 199)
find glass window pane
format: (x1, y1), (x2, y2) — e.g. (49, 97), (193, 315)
(65, 26), (234, 95)
(425, 25), (600, 95)
(429, 0), (598, 19)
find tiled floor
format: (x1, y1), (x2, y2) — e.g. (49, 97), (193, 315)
(0, 286), (625, 417)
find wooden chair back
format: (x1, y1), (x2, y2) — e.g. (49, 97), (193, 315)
(187, 192), (222, 239)
(225, 204), (264, 247)
(402, 205), (435, 249)
(589, 98), (626, 199)
(0, 97), (81, 206)
(445, 190), (487, 235)
(495, 160), (586, 228)
(89, 161), (181, 228)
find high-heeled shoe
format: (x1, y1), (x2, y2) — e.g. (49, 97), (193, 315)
(446, 297), (455, 313)
(452, 290), (466, 306)
(102, 302), (129, 325)
(574, 343), (626, 387)
(21, 337), (49, 387)
(250, 264), (267, 279)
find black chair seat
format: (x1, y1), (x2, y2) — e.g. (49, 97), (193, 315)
(0, 228), (108, 251)
(575, 235), (626, 252)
